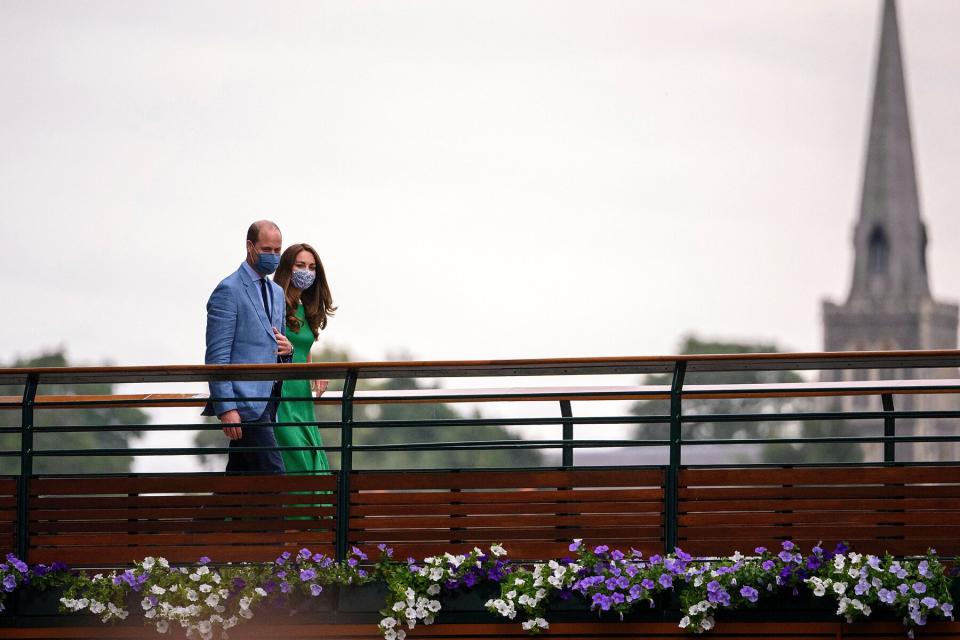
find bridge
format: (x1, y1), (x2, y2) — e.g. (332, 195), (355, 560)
(1, 350), (959, 638)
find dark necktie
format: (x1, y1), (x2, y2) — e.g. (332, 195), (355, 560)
(259, 278), (271, 321)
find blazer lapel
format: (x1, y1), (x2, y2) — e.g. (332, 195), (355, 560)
(239, 266), (276, 338)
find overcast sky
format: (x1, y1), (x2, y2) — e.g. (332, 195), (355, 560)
(3, 0), (960, 371)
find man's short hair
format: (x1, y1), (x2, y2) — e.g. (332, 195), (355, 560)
(247, 220), (281, 244)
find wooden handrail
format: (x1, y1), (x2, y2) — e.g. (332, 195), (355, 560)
(2, 377), (959, 410)
(1, 349), (959, 386)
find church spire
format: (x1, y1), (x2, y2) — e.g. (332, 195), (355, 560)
(848, 0), (929, 302)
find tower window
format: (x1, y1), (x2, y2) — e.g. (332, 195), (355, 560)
(868, 225), (889, 276)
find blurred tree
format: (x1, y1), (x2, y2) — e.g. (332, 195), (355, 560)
(630, 335), (864, 463)
(0, 350), (149, 474)
(194, 345), (542, 470)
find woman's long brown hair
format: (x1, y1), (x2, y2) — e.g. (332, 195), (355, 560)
(274, 243), (336, 337)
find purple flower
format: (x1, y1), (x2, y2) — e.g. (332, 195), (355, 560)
(604, 577), (619, 592)
(569, 540), (581, 552)
(358, 569), (368, 578)
(233, 577), (247, 590)
(300, 569), (317, 581)
(611, 550), (625, 561)
(594, 545), (609, 555)
(648, 554), (662, 565)
(675, 548), (692, 562)
(463, 572), (477, 588)
(2, 575), (17, 592)
(913, 582), (927, 594)
(6, 555), (27, 574)
(740, 586), (759, 603)
(280, 581), (292, 593)
(778, 550), (794, 563)
(611, 592), (625, 604)
(347, 558), (358, 567)
(377, 544), (394, 558)
(761, 560), (775, 571)
(148, 595), (159, 607)
(898, 583), (910, 595)
(657, 573), (673, 589)
(199, 556), (211, 565)
(312, 553), (326, 563)
(806, 556), (822, 571)
(754, 546), (767, 554)
(310, 583), (323, 596)
(350, 546), (368, 561)
(855, 580), (870, 596)
(707, 581), (722, 594)
(592, 593), (612, 611)
(942, 603), (953, 617)
(299, 548), (312, 559)
(781, 540), (795, 551)
(628, 584), (643, 600)
(641, 578), (655, 590)
(276, 571), (287, 579)
(921, 597), (938, 608)
(878, 589), (895, 604)
(918, 561), (931, 578)
(624, 564), (639, 578)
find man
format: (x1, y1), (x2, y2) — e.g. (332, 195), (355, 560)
(203, 220), (293, 473)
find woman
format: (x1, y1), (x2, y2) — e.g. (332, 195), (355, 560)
(272, 243), (337, 476)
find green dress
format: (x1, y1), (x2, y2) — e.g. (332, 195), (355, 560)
(275, 304), (330, 475)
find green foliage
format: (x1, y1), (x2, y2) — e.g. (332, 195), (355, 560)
(194, 345), (542, 470)
(0, 350), (149, 474)
(630, 335), (864, 464)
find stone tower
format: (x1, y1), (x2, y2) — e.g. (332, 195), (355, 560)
(821, 0), (958, 461)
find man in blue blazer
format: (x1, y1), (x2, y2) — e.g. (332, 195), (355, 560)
(202, 220), (293, 473)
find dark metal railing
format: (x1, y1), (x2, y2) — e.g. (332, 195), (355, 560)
(2, 349), (960, 561)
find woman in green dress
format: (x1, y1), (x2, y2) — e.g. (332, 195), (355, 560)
(272, 242), (337, 475)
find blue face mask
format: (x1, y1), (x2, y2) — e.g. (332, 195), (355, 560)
(291, 269), (316, 290)
(254, 250), (280, 275)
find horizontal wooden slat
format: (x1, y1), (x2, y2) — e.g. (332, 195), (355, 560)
(30, 492), (335, 509)
(31, 531), (334, 546)
(29, 545), (335, 565)
(30, 505), (334, 520)
(32, 474), (337, 495)
(351, 469), (663, 491)
(350, 526), (663, 542)
(679, 510), (960, 526)
(351, 512), (661, 530)
(681, 466), (960, 486)
(32, 518), (332, 534)
(352, 487), (664, 505)
(680, 497), (960, 512)
(680, 484), (960, 500)
(352, 501), (662, 517)
(680, 524), (960, 539)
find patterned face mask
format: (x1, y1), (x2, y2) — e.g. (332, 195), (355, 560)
(291, 269), (316, 290)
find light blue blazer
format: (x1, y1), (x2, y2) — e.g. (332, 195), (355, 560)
(203, 263), (288, 421)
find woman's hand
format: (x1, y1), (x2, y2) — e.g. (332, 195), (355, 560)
(311, 379), (329, 396)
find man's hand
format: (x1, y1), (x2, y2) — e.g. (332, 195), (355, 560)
(220, 409), (242, 440)
(273, 327), (293, 356)
(311, 379), (329, 396)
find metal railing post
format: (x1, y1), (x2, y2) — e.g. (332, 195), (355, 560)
(881, 393), (895, 463)
(560, 400), (574, 467)
(335, 369), (358, 561)
(17, 373), (39, 561)
(664, 361), (686, 555)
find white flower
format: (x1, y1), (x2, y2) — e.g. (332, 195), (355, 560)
(89, 601), (105, 615)
(701, 616), (715, 631)
(426, 600), (441, 613)
(834, 555), (846, 571)
(187, 589), (199, 602)
(142, 557), (156, 570)
(238, 608), (253, 619)
(392, 601), (406, 612)
(145, 608), (157, 619)
(150, 585), (166, 595)
(224, 616), (238, 629)
(197, 566), (210, 575)
(490, 544), (507, 557)
(427, 584), (440, 596)
(679, 616), (691, 629)
(156, 620), (169, 634)
(205, 594), (220, 607)
(381, 616), (397, 628)
(405, 607), (417, 621)
(158, 557), (169, 568)
(255, 587), (267, 597)
(833, 582), (848, 595)
(428, 567), (444, 581)
(848, 568), (860, 579)
(384, 630), (398, 640)
(189, 573), (201, 582)
(522, 619), (537, 630)
(239, 597), (252, 611)
(199, 584), (213, 593)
